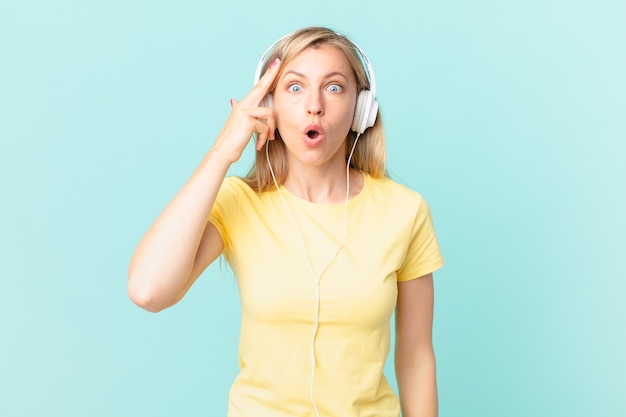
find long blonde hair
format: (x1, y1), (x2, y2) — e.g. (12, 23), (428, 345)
(242, 27), (387, 192)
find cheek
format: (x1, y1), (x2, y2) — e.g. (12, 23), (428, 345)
(273, 96), (298, 129)
(340, 92), (358, 118)
(338, 100), (357, 128)
(344, 102), (356, 120)
(273, 102), (286, 131)
(273, 108), (294, 138)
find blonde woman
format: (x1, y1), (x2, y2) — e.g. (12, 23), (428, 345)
(128, 26), (444, 417)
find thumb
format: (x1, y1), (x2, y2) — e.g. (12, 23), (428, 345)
(230, 98), (239, 108)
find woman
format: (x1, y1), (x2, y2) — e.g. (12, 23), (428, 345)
(128, 26), (444, 417)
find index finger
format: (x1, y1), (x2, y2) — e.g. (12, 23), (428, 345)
(240, 58), (282, 107)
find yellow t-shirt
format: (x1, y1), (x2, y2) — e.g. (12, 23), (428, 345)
(209, 174), (444, 417)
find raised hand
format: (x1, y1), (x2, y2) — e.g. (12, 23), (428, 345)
(213, 58), (282, 163)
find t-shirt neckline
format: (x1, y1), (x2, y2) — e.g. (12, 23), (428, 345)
(277, 172), (371, 211)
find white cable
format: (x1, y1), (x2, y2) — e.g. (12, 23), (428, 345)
(266, 134), (361, 417)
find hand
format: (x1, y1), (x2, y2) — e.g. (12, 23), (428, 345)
(212, 58), (282, 163)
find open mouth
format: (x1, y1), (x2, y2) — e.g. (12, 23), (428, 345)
(306, 129), (320, 139)
(304, 124), (324, 141)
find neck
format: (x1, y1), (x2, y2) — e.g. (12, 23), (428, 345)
(282, 162), (363, 204)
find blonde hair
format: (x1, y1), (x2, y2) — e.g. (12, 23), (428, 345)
(242, 27), (387, 192)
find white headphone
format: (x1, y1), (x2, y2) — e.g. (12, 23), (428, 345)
(253, 31), (379, 134)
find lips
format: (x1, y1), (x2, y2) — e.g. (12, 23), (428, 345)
(302, 124), (325, 146)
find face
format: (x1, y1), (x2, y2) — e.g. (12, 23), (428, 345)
(272, 45), (358, 171)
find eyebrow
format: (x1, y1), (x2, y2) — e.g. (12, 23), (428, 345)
(282, 70), (349, 81)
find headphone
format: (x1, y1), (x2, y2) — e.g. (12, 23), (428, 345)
(253, 31), (379, 135)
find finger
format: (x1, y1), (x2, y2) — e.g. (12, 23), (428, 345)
(257, 107), (276, 143)
(266, 111), (276, 140)
(238, 106), (273, 120)
(256, 123), (273, 151)
(230, 98), (238, 108)
(256, 129), (268, 151)
(239, 58), (282, 107)
(247, 119), (267, 149)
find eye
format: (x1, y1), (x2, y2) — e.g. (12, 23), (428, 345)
(327, 84), (343, 93)
(288, 83), (302, 93)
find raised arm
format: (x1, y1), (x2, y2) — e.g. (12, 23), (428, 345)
(127, 59), (282, 312)
(395, 273), (438, 417)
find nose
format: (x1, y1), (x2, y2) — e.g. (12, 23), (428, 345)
(306, 90), (324, 116)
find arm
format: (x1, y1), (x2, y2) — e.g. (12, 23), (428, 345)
(395, 273), (438, 417)
(126, 151), (229, 313)
(127, 59), (282, 313)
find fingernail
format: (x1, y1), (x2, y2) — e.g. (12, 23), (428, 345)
(269, 58), (279, 69)
(230, 98), (233, 107)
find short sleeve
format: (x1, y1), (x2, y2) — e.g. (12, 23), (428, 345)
(208, 177), (241, 253)
(396, 196), (444, 282)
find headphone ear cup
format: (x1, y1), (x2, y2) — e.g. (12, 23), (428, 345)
(261, 94), (274, 109)
(352, 90), (368, 134)
(352, 90), (377, 134)
(367, 97), (379, 130)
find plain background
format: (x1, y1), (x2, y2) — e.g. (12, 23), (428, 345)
(1, 0), (624, 416)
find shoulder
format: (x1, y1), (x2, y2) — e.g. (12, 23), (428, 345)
(215, 176), (282, 216)
(362, 175), (436, 232)
(366, 175), (427, 207)
(213, 176), (256, 216)
(221, 175), (252, 194)
(216, 176), (261, 202)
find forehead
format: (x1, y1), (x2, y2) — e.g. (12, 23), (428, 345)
(281, 45), (355, 79)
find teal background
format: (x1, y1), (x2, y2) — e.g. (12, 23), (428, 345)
(1, 0), (624, 416)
